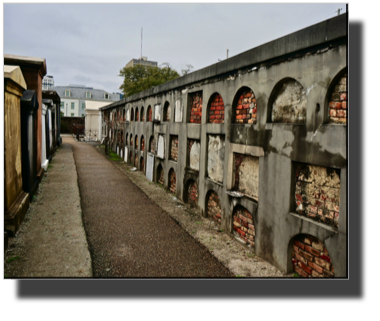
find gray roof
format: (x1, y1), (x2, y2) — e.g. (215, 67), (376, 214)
(50, 85), (121, 102)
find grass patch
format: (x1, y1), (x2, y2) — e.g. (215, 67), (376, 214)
(195, 222), (202, 225)
(247, 252), (255, 258)
(6, 256), (20, 263)
(109, 152), (122, 161)
(293, 273), (300, 278)
(236, 275), (245, 278)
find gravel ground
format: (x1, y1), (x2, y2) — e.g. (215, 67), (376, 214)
(68, 138), (234, 277)
(96, 145), (289, 278)
(4, 136), (92, 278)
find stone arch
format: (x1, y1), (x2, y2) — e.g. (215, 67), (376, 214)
(140, 156), (144, 173)
(126, 132), (128, 146)
(149, 136), (155, 154)
(208, 92), (225, 124)
(232, 205), (255, 247)
(184, 179), (198, 207)
(168, 168), (176, 194)
(326, 68), (347, 124)
(205, 190), (222, 223)
(141, 106), (145, 121)
(130, 134), (133, 148)
(129, 151), (133, 165)
(131, 108), (134, 121)
(140, 135), (145, 151)
(163, 101), (171, 122)
(232, 87), (257, 124)
(268, 78), (306, 124)
(147, 105), (152, 122)
(156, 163), (164, 185)
(289, 234), (334, 278)
(135, 107), (139, 122)
(135, 135), (138, 149)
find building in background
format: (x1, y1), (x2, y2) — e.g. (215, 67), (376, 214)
(125, 56), (157, 68)
(50, 84), (121, 117)
(42, 75), (54, 90)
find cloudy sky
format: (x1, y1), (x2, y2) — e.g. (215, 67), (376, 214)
(4, 3), (346, 94)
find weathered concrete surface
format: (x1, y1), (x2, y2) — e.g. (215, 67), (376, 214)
(238, 155), (259, 200)
(4, 136), (92, 277)
(69, 139), (234, 277)
(207, 135), (225, 183)
(189, 140), (200, 171)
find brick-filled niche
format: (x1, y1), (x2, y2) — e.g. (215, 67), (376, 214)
(328, 72), (347, 124)
(232, 205), (255, 247)
(189, 91), (203, 124)
(291, 234), (334, 278)
(206, 191), (221, 224)
(169, 136), (178, 162)
(208, 93), (225, 124)
(294, 163), (340, 228)
(233, 87), (257, 124)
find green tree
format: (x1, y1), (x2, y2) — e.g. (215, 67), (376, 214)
(119, 63), (180, 97)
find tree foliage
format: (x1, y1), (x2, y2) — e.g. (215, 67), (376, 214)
(119, 63), (180, 97)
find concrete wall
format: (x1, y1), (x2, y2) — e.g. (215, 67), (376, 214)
(101, 14), (347, 277)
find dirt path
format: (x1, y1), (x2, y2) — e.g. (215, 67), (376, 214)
(4, 136), (92, 277)
(68, 137), (234, 277)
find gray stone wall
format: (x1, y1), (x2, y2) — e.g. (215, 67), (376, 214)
(101, 14), (347, 277)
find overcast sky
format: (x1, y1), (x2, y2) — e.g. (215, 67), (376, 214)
(4, 3), (346, 94)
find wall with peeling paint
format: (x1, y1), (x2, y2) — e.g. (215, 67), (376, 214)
(100, 13), (347, 277)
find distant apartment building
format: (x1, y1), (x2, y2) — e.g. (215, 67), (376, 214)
(125, 56), (158, 68)
(50, 84), (122, 117)
(42, 75), (54, 90)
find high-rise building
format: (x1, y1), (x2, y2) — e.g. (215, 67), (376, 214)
(125, 56), (158, 68)
(42, 75), (54, 90)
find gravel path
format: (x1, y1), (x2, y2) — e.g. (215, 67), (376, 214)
(68, 137), (234, 277)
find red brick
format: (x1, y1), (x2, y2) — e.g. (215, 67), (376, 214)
(311, 270), (323, 277)
(239, 214), (248, 223)
(295, 253), (307, 265)
(237, 229), (246, 237)
(315, 257), (331, 270)
(293, 245), (299, 254)
(308, 261), (324, 274)
(342, 101), (346, 109)
(233, 216), (241, 224)
(298, 249), (313, 262)
(337, 110), (346, 118)
(294, 240), (305, 250)
(248, 223), (255, 230)
(320, 254), (331, 263)
(294, 266), (308, 278)
(305, 245), (320, 257)
(323, 269), (334, 278)
(296, 194), (303, 201)
(329, 102), (342, 109)
(298, 261), (312, 275)
(340, 93), (347, 101)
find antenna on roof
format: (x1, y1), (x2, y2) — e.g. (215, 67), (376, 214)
(141, 27), (143, 59)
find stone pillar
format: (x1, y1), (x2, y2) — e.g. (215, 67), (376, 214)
(4, 65), (30, 235)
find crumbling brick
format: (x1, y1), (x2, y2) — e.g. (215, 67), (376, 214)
(157, 165), (164, 185)
(187, 180), (198, 207)
(206, 191), (221, 224)
(189, 91), (203, 124)
(164, 102), (171, 121)
(148, 106), (152, 122)
(141, 107), (145, 121)
(141, 137), (145, 151)
(136, 109), (139, 122)
(234, 89), (257, 124)
(232, 206), (255, 247)
(292, 235), (334, 278)
(208, 93), (225, 124)
(170, 136), (178, 162)
(329, 73), (347, 124)
(169, 169), (176, 193)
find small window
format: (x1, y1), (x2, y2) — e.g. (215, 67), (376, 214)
(81, 114), (85, 117)
(86, 92), (91, 99)
(60, 103), (64, 109)
(82, 103), (85, 110)
(65, 90), (70, 97)
(71, 113), (74, 117)
(105, 93), (109, 99)
(71, 103), (75, 109)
